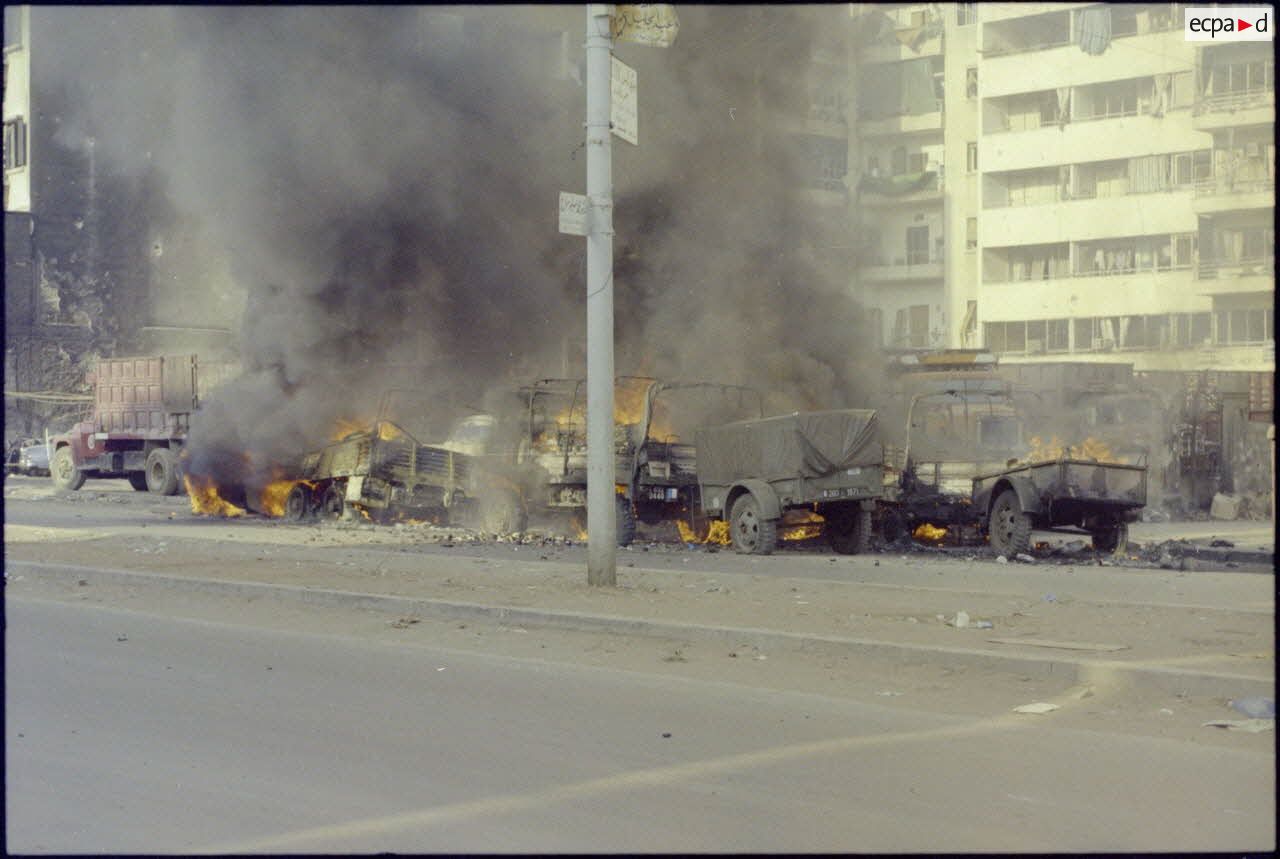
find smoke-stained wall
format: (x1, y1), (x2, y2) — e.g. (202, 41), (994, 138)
(32, 6), (876, 486)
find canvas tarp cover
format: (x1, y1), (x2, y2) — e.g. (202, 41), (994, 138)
(696, 410), (882, 485)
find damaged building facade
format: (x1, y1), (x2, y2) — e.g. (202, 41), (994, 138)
(846, 2), (1274, 514)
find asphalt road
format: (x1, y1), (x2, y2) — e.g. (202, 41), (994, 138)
(6, 596), (1274, 854)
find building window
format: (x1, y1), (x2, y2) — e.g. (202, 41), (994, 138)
(1047, 319), (1070, 352)
(905, 225), (930, 265)
(966, 142), (978, 173)
(957, 3), (977, 26)
(908, 151), (927, 174)
(965, 217), (977, 250)
(908, 305), (929, 348)
(1217, 308), (1274, 344)
(3, 117), (27, 171)
(891, 146), (908, 176)
(965, 67), (978, 99)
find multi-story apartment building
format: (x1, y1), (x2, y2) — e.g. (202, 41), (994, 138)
(850, 2), (1274, 378)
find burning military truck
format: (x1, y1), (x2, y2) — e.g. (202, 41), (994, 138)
(493, 376), (764, 545)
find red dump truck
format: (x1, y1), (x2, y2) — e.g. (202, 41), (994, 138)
(48, 354), (234, 494)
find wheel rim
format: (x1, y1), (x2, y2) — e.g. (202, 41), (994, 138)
(992, 497), (1015, 550)
(735, 506), (759, 550)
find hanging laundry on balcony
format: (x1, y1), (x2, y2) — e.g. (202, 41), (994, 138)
(1074, 7), (1112, 56)
(1150, 73), (1172, 117)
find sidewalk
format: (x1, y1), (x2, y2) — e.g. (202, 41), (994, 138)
(6, 524), (1274, 701)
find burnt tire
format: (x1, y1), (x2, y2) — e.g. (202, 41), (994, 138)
(730, 494), (778, 555)
(827, 505), (872, 555)
(145, 448), (181, 496)
(51, 446), (86, 491)
(127, 472), (150, 492)
(1090, 520), (1128, 554)
(989, 489), (1032, 557)
(284, 484), (312, 522)
(615, 494), (637, 547)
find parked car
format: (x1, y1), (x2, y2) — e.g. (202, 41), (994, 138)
(5, 438), (51, 477)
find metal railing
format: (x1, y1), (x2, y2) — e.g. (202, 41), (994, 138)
(1196, 256), (1275, 280)
(1193, 175), (1276, 197)
(1194, 87), (1275, 116)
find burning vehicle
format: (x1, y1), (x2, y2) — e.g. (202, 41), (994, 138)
(695, 409), (884, 555)
(48, 354), (236, 495)
(495, 377), (764, 545)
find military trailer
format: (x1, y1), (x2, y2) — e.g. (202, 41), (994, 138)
(973, 455), (1148, 556)
(696, 409), (884, 555)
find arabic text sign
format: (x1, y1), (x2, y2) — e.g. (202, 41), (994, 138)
(612, 4), (679, 47)
(610, 56), (638, 145)
(559, 192), (589, 236)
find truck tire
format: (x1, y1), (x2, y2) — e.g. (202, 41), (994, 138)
(145, 448), (181, 496)
(1090, 520), (1128, 554)
(730, 494), (777, 555)
(989, 489), (1032, 556)
(284, 484), (312, 521)
(615, 494), (637, 547)
(127, 473), (150, 492)
(827, 505), (871, 555)
(51, 446), (86, 491)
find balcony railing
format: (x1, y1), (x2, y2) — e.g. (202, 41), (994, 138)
(1194, 174), (1276, 197)
(1194, 86), (1275, 116)
(1196, 256), (1275, 280)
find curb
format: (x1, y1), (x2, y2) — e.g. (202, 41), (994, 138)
(9, 560), (1273, 701)
(1157, 544), (1275, 566)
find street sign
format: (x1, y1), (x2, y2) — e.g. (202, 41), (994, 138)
(558, 192), (590, 236)
(610, 56), (638, 145)
(611, 4), (679, 47)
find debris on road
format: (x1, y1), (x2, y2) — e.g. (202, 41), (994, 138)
(1013, 702), (1059, 715)
(1015, 553), (1035, 563)
(951, 611), (970, 629)
(1229, 697), (1275, 719)
(1202, 719), (1274, 733)
(1209, 493), (1242, 521)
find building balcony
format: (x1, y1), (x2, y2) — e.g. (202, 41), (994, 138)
(1196, 256), (1275, 295)
(858, 32), (941, 65)
(978, 2), (1092, 25)
(1192, 90), (1275, 131)
(857, 109), (943, 138)
(1192, 175), (1275, 215)
(982, 190), (1197, 246)
(981, 30), (1195, 99)
(858, 171), (942, 206)
(979, 268), (1198, 320)
(982, 113), (1210, 174)
(860, 258), (944, 284)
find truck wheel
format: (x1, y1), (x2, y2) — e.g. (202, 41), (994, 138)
(145, 448), (181, 496)
(827, 506), (871, 555)
(730, 494), (777, 555)
(284, 484), (312, 522)
(615, 495), (637, 547)
(51, 446), (86, 491)
(127, 473), (149, 492)
(989, 490), (1032, 556)
(319, 485), (345, 520)
(1090, 520), (1128, 554)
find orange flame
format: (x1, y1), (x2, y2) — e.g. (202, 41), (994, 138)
(780, 509), (824, 542)
(1025, 435), (1118, 464)
(184, 474), (246, 518)
(330, 417), (371, 441)
(676, 518), (732, 545)
(913, 522), (948, 542)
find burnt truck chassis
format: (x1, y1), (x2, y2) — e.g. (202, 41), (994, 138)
(515, 377), (763, 545)
(696, 409), (884, 556)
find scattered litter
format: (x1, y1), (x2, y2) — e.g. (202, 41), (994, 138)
(1159, 708), (1174, 715)
(974, 620), (994, 629)
(389, 617), (420, 629)
(662, 732), (672, 738)
(1013, 702), (1059, 715)
(1209, 539), (1235, 548)
(1068, 686), (1094, 700)
(952, 611), (970, 628)
(1015, 553), (1035, 563)
(1203, 719), (1273, 733)
(436, 667), (447, 672)
(1063, 540), (1086, 552)
(754, 654), (767, 661)
(116, 635), (128, 642)
(1043, 593), (1057, 603)
(906, 616), (919, 624)
(995, 555), (1008, 564)
(1229, 697), (1275, 719)
(876, 691), (903, 697)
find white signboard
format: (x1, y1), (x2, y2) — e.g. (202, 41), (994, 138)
(610, 56), (638, 145)
(612, 4), (679, 47)
(558, 192), (589, 236)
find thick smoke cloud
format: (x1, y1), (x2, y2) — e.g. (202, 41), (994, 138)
(38, 6), (877, 488)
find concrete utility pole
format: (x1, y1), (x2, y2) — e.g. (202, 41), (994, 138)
(585, 3), (617, 586)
